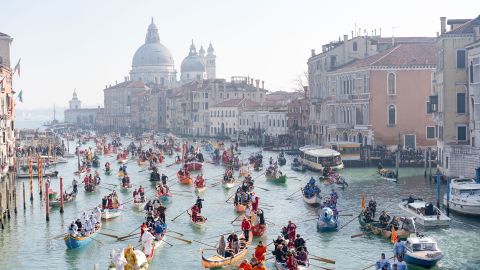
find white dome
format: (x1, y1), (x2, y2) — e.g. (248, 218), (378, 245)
(180, 42), (205, 72)
(132, 19), (174, 67)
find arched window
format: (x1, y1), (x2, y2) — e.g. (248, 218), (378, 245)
(388, 105), (396, 125)
(353, 42), (358, 51)
(388, 73), (396, 95)
(343, 132), (348, 141)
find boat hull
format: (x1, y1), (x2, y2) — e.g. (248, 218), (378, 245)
(64, 226), (101, 249)
(398, 202), (450, 228)
(133, 202), (146, 211)
(404, 252), (443, 267)
(317, 218), (339, 232)
(235, 204), (246, 212)
(177, 173), (193, 185)
(101, 208), (122, 220)
(443, 197), (480, 215)
(185, 162), (203, 171)
(302, 194), (322, 206)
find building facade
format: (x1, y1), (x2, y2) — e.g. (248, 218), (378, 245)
(432, 16), (480, 178)
(287, 88), (310, 146)
(64, 91), (101, 128)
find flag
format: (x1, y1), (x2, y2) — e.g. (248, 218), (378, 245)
(18, 90), (23, 102)
(13, 58), (21, 76)
(361, 192), (365, 209)
(391, 226), (398, 244)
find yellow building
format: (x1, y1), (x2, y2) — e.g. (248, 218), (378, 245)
(432, 16), (480, 177)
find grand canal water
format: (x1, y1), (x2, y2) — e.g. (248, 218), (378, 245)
(1, 139), (479, 270)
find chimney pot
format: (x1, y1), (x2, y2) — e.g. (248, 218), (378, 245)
(440, 17), (447, 34)
(262, 81), (264, 89)
(311, 49), (316, 57)
(343, 34), (348, 42)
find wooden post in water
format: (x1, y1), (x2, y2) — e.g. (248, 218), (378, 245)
(424, 148), (427, 178)
(0, 192), (3, 229)
(29, 158), (33, 201)
(38, 157), (43, 196)
(436, 174), (441, 208)
(60, 177), (64, 213)
(446, 177), (450, 216)
(5, 182), (10, 219)
(45, 181), (50, 221)
(428, 148), (432, 181)
(22, 182), (26, 210)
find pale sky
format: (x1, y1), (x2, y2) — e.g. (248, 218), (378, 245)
(0, 0), (476, 109)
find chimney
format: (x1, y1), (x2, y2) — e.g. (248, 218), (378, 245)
(255, 79), (260, 91)
(343, 34), (348, 62)
(115, 80), (118, 85)
(262, 81), (264, 89)
(343, 34), (348, 43)
(440, 17), (447, 34)
(303, 86), (308, 98)
(474, 26), (480, 41)
(250, 78), (254, 85)
(105, 85), (108, 89)
(311, 49), (316, 57)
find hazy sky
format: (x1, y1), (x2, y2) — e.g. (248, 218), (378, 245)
(0, 0), (476, 109)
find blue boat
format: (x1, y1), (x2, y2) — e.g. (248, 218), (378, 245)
(64, 225), (102, 249)
(404, 235), (443, 267)
(316, 207), (339, 232)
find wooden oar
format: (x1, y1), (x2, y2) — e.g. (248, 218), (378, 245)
(230, 213), (243, 224)
(171, 208), (189, 221)
(160, 238), (174, 247)
(309, 263), (333, 270)
(168, 230), (185, 236)
(255, 186), (270, 192)
(300, 217), (318, 223)
(351, 232), (366, 239)
(118, 232), (140, 241)
(286, 189), (301, 198)
(167, 234), (192, 244)
(193, 239), (217, 249)
(340, 214), (360, 229)
(310, 255), (335, 264)
(98, 232), (119, 239)
(339, 213), (354, 216)
(225, 193), (235, 203)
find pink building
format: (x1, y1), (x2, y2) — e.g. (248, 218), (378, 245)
(324, 43), (437, 149)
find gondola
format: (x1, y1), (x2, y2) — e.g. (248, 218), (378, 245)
(49, 192), (77, 207)
(377, 168), (397, 182)
(358, 214), (413, 240)
(101, 207), (122, 220)
(265, 170), (287, 183)
(222, 177), (236, 189)
(200, 231), (252, 268)
(133, 200), (146, 211)
(301, 188), (322, 206)
(194, 176), (206, 193)
(64, 223), (102, 249)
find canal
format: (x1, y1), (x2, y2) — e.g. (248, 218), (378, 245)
(0, 140), (479, 270)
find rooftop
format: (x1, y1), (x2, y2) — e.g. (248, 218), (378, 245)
(446, 15), (480, 35)
(212, 98), (260, 108)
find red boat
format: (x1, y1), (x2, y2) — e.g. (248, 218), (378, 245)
(184, 161), (203, 171)
(177, 172), (193, 185)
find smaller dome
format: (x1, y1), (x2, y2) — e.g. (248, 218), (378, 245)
(181, 42), (205, 72)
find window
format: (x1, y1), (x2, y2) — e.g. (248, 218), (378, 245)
(387, 73), (396, 95)
(353, 42), (358, 51)
(457, 50), (466, 69)
(457, 126), (467, 142)
(457, 92), (466, 114)
(388, 105), (396, 126)
(330, 55), (337, 68)
(426, 126), (435, 139)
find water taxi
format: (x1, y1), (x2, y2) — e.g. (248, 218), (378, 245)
(299, 145), (343, 172)
(444, 177), (480, 215)
(404, 235), (443, 267)
(399, 199), (450, 228)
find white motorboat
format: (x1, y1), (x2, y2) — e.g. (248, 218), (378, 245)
(404, 235), (443, 267)
(398, 199), (450, 228)
(443, 177), (480, 215)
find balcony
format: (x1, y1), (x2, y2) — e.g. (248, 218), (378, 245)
(336, 123), (354, 129)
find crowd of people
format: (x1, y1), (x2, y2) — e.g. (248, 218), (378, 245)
(272, 223), (309, 269)
(101, 191), (120, 210)
(67, 208), (101, 237)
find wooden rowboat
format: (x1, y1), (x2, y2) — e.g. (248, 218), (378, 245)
(49, 193), (77, 207)
(266, 173), (287, 183)
(133, 201), (146, 211)
(101, 207), (122, 220)
(156, 191), (172, 203)
(200, 231), (252, 268)
(275, 261), (310, 270)
(64, 224), (102, 249)
(358, 215), (411, 240)
(187, 209), (207, 227)
(185, 161), (203, 171)
(223, 178), (236, 189)
(177, 172), (193, 185)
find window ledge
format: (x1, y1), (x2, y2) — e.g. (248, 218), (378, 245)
(387, 124), (396, 127)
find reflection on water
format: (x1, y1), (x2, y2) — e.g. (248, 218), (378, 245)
(0, 141), (479, 270)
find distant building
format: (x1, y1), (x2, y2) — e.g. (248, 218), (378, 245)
(432, 16), (480, 178)
(64, 91), (102, 128)
(287, 88), (310, 146)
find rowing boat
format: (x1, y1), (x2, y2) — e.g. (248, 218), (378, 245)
(200, 231), (252, 268)
(64, 223), (102, 249)
(185, 161), (203, 171)
(358, 215), (412, 240)
(222, 178), (236, 189)
(266, 173), (287, 183)
(275, 261), (310, 270)
(317, 207), (339, 232)
(177, 172), (193, 185)
(302, 188), (322, 206)
(133, 201), (146, 211)
(101, 207), (122, 220)
(187, 209), (207, 227)
(49, 192), (77, 207)
(156, 191), (172, 204)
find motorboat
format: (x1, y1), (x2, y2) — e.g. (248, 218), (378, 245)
(398, 199), (450, 228)
(404, 235), (443, 267)
(443, 177), (480, 215)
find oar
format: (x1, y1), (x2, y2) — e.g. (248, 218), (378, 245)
(310, 255), (335, 264)
(230, 213), (243, 224)
(339, 213), (353, 216)
(171, 208), (189, 221)
(300, 217), (318, 223)
(118, 232), (140, 241)
(160, 238), (174, 247)
(340, 214), (360, 229)
(98, 232), (119, 239)
(351, 232), (366, 239)
(193, 239), (217, 249)
(255, 186), (270, 192)
(286, 189), (301, 198)
(309, 263), (333, 270)
(225, 193), (235, 203)
(167, 234), (192, 244)
(168, 230), (185, 236)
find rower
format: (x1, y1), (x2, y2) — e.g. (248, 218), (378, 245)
(286, 221), (297, 241)
(254, 241), (267, 263)
(296, 247), (308, 266)
(190, 204), (200, 222)
(294, 234), (306, 250)
(375, 253), (391, 270)
(379, 211), (391, 228)
(196, 196), (204, 213)
(241, 217), (252, 242)
(72, 179), (78, 194)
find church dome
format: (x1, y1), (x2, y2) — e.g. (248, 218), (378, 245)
(181, 42), (205, 72)
(132, 19), (174, 67)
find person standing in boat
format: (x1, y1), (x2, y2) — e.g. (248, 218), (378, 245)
(368, 198), (377, 218)
(217, 235), (226, 257)
(196, 196), (204, 213)
(141, 227), (155, 257)
(393, 238), (407, 261)
(375, 253), (391, 270)
(254, 241), (267, 263)
(72, 178), (78, 194)
(241, 217), (252, 242)
(238, 260), (253, 270)
(286, 221), (297, 241)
